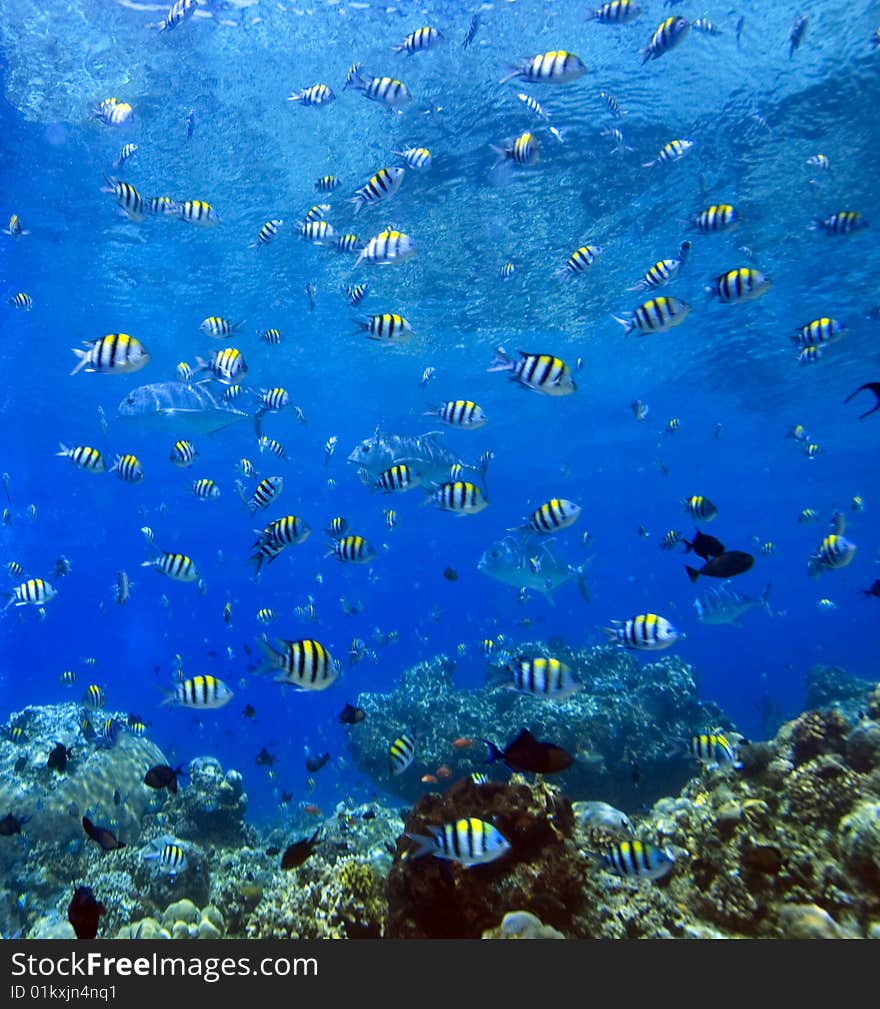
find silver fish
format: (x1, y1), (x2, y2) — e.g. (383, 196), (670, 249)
(693, 581), (772, 626)
(477, 532), (590, 605)
(347, 428), (462, 486)
(117, 381), (260, 437)
(573, 801), (634, 839)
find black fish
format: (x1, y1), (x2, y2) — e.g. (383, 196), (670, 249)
(82, 816), (125, 852)
(443, 566), (458, 582)
(265, 846), (280, 857)
(682, 530), (725, 561)
(861, 579), (880, 599)
(631, 761), (642, 789)
(255, 748), (275, 767)
(68, 886), (105, 940)
(339, 703), (366, 725)
(47, 742), (73, 773)
(280, 791), (293, 805)
(845, 382), (880, 419)
(686, 550), (755, 583)
(143, 764), (184, 794)
(362, 810), (376, 820)
(281, 830), (321, 870)
(14, 756), (27, 773)
(482, 728), (573, 774)
(305, 752), (330, 773)
(0, 811), (28, 836)
(242, 704), (257, 719)
(788, 14), (808, 59)
(461, 12), (480, 49)
(113, 788), (122, 806)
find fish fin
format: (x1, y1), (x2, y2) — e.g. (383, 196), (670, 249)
(402, 831), (437, 861)
(576, 571), (591, 604)
(685, 566), (700, 583)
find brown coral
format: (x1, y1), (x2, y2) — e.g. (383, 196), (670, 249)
(786, 709), (849, 767)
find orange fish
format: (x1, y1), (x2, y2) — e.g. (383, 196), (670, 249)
(435, 764), (453, 779)
(452, 737), (474, 750)
(420, 774), (438, 784)
(304, 804), (321, 816)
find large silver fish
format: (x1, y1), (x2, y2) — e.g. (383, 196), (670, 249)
(347, 428), (464, 486)
(477, 532), (590, 604)
(117, 381), (258, 436)
(693, 581), (772, 626)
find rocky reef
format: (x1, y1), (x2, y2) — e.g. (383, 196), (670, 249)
(344, 646), (729, 807)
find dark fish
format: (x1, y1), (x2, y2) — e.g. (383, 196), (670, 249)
(339, 703), (366, 725)
(47, 742), (73, 773)
(265, 846), (280, 857)
(82, 816), (125, 851)
(242, 703), (257, 719)
(845, 382), (880, 419)
(113, 788), (122, 806)
(68, 885), (106, 940)
(443, 566), (458, 582)
(362, 810), (376, 820)
(281, 830), (321, 870)
(789, 14), (808, 58)
(861, 579), (880, 599)
(280, 790), (293, 804)
(682, 530), (725, 561)
(686, 550), (754, 582)
(256, 747), (275, 767)
(185, 109), (195, 140)
(461, 12), (480, 49)
(305, 751), (330, 773)
(735, 15), (744, 48)
(143, 764), (184, 794)
(14, 756), (27, 773)
(482, 728), (573, 774)
(0, 811), (28, 836)
(631, 761), (641, 788)
(741, 843), (785, 874)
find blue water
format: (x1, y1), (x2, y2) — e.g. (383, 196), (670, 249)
(1, 0), (879, 826)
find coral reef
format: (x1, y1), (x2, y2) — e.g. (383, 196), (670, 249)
(482, 910), (565, 939)
(345, 646), (729, 807)
(168, 757), (252, 848)
(805, 664), (875, 715)
(385, 777), (583, 939)
(117, 900), (226, 940)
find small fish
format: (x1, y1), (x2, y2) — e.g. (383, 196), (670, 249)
(461, 13), (481, 50)
(260, 638), (339, 691)
(288, 83), (336, 107)
(559, 244), (604, 278)
(392, 26), (443, 55)
(405, 818), (511, 867)
(389, 731), (416, 775)
(588, 2), (642, 25)
(5, 578), (57, 609)
(806, 154), (829, 171)
(7, 292), (33, 311)
(281, 830), (321, 870)
(3, 214), (30, 238)
(499, 51), (587, 86)
(817, 598), (837, 611)
(789, 15), (808, 58)
(112, 142), (138, 170)
(324, 436), (338, 465)
(807, 535), (856, 577)
(508, 656), (579, 699)
(498, 262), (516, 281)
(354, 227), (416, 266)
(71, 333), (150, 376)
(430, 481), (488, 516)
(143, 764), (184, 794)
(82, 816), (126, 852)
(810, 211), (868, 236)
(47, 742), (73, 773)
(339, 703), (366, 725)
(684, 495), (718, 521)
(162, 675), (233, 709)
(492, 131), (539, 167)
(599, 840), (678, 881)
(692, 18), (721, 35)
(686, 550), (755, 583)
(305, 751), (330, 773)
(482, 728), (573, 774)
(68, 886), (106, 940)
(143, 836), (188, 876)
(114, 570), (131, 606)
(176, 361), (193, 383)
(347, 72), (411, 110)
(640, 16), (690, 63)
(176, 200), (220, 227)
(605, 613), (680, 650)
(631, 400), (649, 421)
(305, 281), (317, 312)
(488, 347), (576, 396)
(420, 366), (436, 387)
(614, 296), (691, 336)
(345, 283), (369, 307)
(682, 529), (725, 560)
(170, 439), (198, 467)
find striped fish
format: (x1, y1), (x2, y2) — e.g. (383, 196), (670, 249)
(302, 204), (330, 224)
(389, 731), (416, 775)
(392, 26), (443, 54)
(141, 551), (199, 582)
(71, 333), (150, 376)
(601, 840), (677, 881)
(146, 196), (179, 216)
(688, 733), (739, 767)
(613, 296), (691, 336)
(83, 684), (105, 709)
(325, 516), (350, 538)
(792, 318), (844, 348)
(299, 220), (337, 245)
(350, 167), (405, 215)
(559, 245), (604, 277)
(808, 534), (856, 577)
(375, 464), (421, 493)
(57, 444), (106, 474)
(406, 817), (511, 867)
(163, 675), (233, 709)
(692, 204), (738, 232)
(200, 317), (243, 338)
(605, 613), (680, 651)
(169, 440), (198, 467)
(258, 436), (287, 460)
(527, 498), (582, 533)
(499, 262), (516, 280)
(706, 267), (772, 303)
(259, 328), (282, 345)
(94, 98), (134, 127)
(683, 495), (718, 521)
(354, 228), (416, 266)
(8, 292), (33, 310)
(643, 139), (694, 167)
(257, 388), (289, 413)
(345, 283), (369, 306)
(196, 346), (247, 383)
(177, 200), (220, 226)
(349, 73), (411, 109)
(245, 476), (283, 513)
(176, 361), (193, 383)
(112, 143), (138, 169)
(336, 234), (362, 254)
(257, 515), (311, 548)
(431, 481), (488, 515)
(287, 83), (335, 106)
(428, 400), (488, 428)
(192, 478), (220, 499)
(326, 534), (375, 563)
(810, 211), (868, 235)
(628, 242), (690, 291)
(359, 313), (412, 340)
(493, 131), (539, 166)
(260, 638), (339, 691)
(315, 175), (340, 192)
(393, 146), (432, 170)
(250, 219), (283, 248)
(499, 50), (587, 85)
(111, 454), (144, 483)
(508, 657), (579, 699)
(156, 0), (198, 31)
(488, 348), (576, 396)
(588, 1), (641, 24)
(144, 836), (189, 875)
(640, 16), (690, 64)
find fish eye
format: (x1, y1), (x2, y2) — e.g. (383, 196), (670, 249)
(361, 441), (371, 453)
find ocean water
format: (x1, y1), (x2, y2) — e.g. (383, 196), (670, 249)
(0, 0), (878, 832)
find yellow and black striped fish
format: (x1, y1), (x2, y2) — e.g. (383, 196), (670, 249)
(643, 138), (694, 167)
(146, 196), (179, 216)
(405, 817), (511, 866)
(315, 175), (340, 192)
(808, 534), (856, 576)
(250, 219), (283, 248)
(488, 348), (576, 396)
(683, 495), (718, 521)
(349, 73), (411, 109)
(177, 200), (220, 227)
(337, 234), (362, 254)
(71, 333), (150, 376)
(57, 444), (106, 474)
(142, 551), (199, 582)
(192, 478), (220, 500)
(83, 684), (105, 709)
(101, 178), (144, 220)
(200, 317), (243, 338)
(508, 656), (579, 698)
(196, 347), (247, 384)
(640, 16), (690, 64)
(259, 328), (282, 345)
(629, 243), (691, 292)
(345, 283), (369, 306)
(792, 318), (844, 348)
(810, 211), (867, 235)
(706, 267), (771, 303)
(350, 167), (405, 215)
(163, 674), (233, 708)
(326, 534), (375, 563)
(688, 733), (738, 766)
(493, 131), (539, 166)
(427, 400), (488, 428)
(359, 313), (412, 340)
(354, 228), (416, 266)
(499, 51), (587, 85)
(325, 516), (350, 538)
(287, 83), (336, 106)
(258, 436), (287, 460)
(111, 454), (144, 483)
(258, 515), (311, 548)
(375, 464), (421, 493)
(692, 204), (738, 233)
(261, 637), (338, 690)
(431, 481), (488, 515)
(169, 440), (197, 467)
(559, 244), (603, 277)
(392, 25), (443, 54)
(393, 146), (432, 170)
(613, 296), (691, 336)
(601, 840), (676, 880)
(8, 292), (33, 311)
(246, 476), (283, 513)
(527, 498), (582, 533)
(299, 220), (337, 245)
(606, 613), (680, 651)
(389, 731), (416, 775)
(588, 1), (641, 24)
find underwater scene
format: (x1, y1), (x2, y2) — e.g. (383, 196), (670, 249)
(0, 0), (879, 941)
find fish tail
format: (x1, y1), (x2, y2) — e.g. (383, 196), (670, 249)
(69, 349), (89, 376)
(611, 314), (634, 336)
(576, 573), (591, 604)
(403, 831), (437, 860)
(761, 581), (773, 613)
(480, 739), (503, 765)
(685, 566), (700, 583)
(487, 346), (513, 373)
